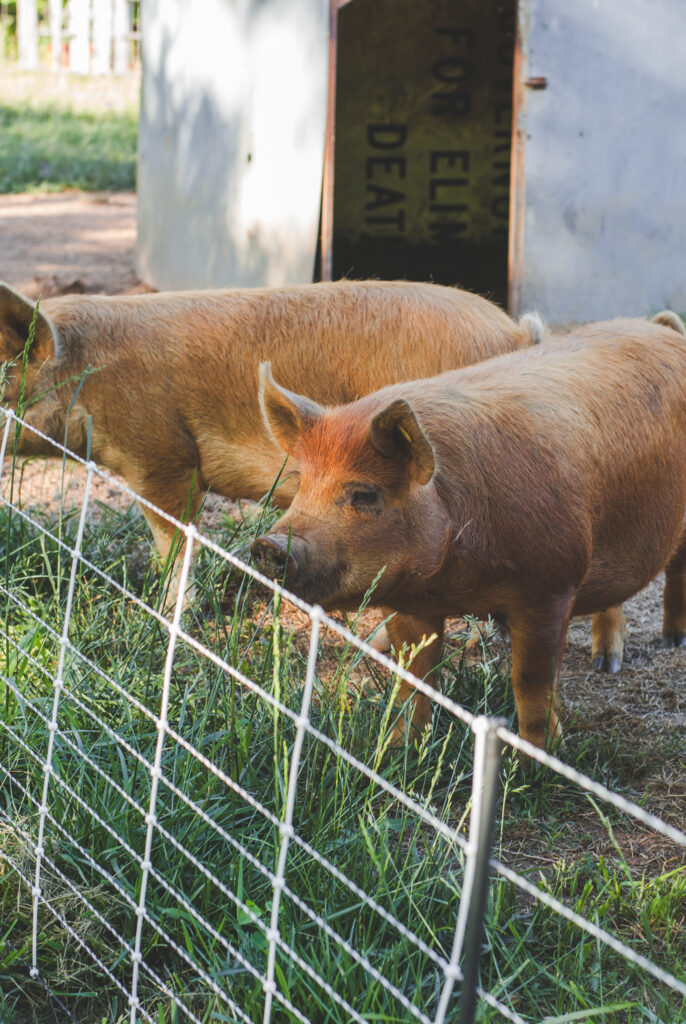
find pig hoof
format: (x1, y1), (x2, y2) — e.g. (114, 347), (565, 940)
(591, 652), (623, 673)
(662, 631), (686, 648)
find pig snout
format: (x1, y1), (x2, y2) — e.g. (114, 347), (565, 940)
(251, 534), (297, 581)
(251, 528), (347, 607)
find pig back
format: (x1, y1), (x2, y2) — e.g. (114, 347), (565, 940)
(201, 279), (531, 427)
(45, 280), (529, 429)
(393, 318), (686, 604)
(40, 281), (534, 507)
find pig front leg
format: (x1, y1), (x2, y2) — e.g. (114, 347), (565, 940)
(385, 613), (444, 738)
(509, 600), (572, 749)
(136, 469), (203, 608)
(591, 606), (627, 673)
(663, 531), (686, 646)
(368, 609), (392, 653)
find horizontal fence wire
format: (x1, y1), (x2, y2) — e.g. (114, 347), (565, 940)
(0, 679), (453, 1024)
(0, 633), (454, 985)
(497, 726), (686, 849)
(0, 409), (684, 1024)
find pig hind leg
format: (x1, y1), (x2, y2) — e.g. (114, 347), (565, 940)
(385, 613), (445, 739)
(591, 606), (627, 673)
(509, 597), (573, 749)
(663, 530), (686, 647)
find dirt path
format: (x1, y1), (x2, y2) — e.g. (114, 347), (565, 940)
(0, 189), (144, 298)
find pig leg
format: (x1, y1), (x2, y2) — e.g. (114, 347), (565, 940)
(368, 611), (392, 653)
(385, 613), (444, 736)
(136, 470), (203, 607)
(591, 606), (627, 673)
(663, 533), (686, 646)
(509, 603), (571, 749)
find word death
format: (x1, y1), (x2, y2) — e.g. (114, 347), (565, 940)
(364, 124), (407, 238)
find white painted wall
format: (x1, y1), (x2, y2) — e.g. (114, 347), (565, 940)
(137, 0), (329, 290)
(518, 0), (686, 322)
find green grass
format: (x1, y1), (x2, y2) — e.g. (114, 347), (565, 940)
(0, 455), (683, 1023)
(0, 98), (137, 193)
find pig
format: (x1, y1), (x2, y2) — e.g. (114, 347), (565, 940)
(0, 280), (538, 595)
(252, 312), (686, 749)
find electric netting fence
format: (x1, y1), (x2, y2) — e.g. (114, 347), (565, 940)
(0, 410), (684, 1024)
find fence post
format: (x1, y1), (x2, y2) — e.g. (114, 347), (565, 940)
(434, 715), (505, 1024)
(48, 0), (62, 69)
(17, 0), (39, 69)
(91, 0), (113, 74)
(112, 0), (129, 73)
(69, 0), (91, 74)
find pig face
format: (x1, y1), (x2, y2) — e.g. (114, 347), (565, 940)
(251, 363), (449, 611)
(0, 285), (56, 410)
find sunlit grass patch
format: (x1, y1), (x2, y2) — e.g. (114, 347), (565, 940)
(0, 92), (137, 193)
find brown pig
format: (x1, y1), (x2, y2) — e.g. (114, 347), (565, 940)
(0, 280), (537, 585)
(252, 312), (686, 749)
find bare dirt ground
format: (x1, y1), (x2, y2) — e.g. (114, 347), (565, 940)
(1, 189), (684, 874)
(0, 188), (150, 511)
(0, 189), (144, 298)
(0, 69), (143, 297)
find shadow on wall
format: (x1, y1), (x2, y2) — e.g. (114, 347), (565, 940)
(137, 0), (328, 291)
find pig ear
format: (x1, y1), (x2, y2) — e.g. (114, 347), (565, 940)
(0, 283), (56, 363)
(259, 361), (324, 456)
(369, 398), (435, 485)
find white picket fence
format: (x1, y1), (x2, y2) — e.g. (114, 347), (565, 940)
(0, 409), (684, 1024)
(13, 0), (140, 73)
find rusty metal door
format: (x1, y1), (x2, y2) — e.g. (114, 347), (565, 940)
(321, 0), (516, 308)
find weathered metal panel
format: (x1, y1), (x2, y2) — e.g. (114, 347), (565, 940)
(137, 0), (328, 291)
(329, 0), (515, 304)
(514, 0), (686, 322)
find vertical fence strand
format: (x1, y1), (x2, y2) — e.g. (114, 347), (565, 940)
(0, 411), (14, 483)
(128, 526), (195, 1024)
(262, 606), (322, 1024)
(30, 460), (95, 978)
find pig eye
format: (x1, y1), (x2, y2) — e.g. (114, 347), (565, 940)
(348, 486), (381, 510)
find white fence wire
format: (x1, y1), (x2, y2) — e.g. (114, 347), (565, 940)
(0, 409), (684, 1024)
